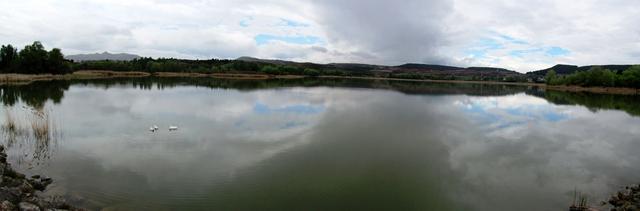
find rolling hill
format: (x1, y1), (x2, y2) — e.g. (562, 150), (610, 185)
(66, 52), (141, 62)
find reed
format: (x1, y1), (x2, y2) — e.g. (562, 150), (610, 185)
(3, 109), (17, 132)
(29, 108), (52, 142)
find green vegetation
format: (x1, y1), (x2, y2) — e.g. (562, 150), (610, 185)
(74, 58), (349, 77)
(389, 72), (527, 82)
(2, 41), (638, 88)
(0, 42), (72, 74)
(545, 66), (640, 88)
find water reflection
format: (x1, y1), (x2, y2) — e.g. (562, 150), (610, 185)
(1, 80), (69, 108)
(0, 78), (638, 210)
(1, 105), (59, 168)
(2, 78), (639, 117)
(528, 89), (640, 117)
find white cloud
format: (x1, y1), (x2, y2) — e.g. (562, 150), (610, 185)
(1, 0), (638, 72)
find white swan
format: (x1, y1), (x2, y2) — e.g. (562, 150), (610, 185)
(168, 126), (178, 131)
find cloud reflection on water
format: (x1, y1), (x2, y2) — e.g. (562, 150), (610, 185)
(1, 82), (639, 210)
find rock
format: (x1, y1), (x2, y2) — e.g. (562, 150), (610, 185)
(0, 187), (21, 203)
(1, 200), (16, 210)
(608, 184), (640, 210)
(18, 201), (41, 211)
(19, 181), (35, 194)
(29, 181), (47, 191)
(15, 172), (26, 179)
(41, 178), (52, 183)
(4, 176), (24, 187)
(0, 145), (81, 210)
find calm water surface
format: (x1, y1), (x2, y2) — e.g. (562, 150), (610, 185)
(1, 78), (639, 210)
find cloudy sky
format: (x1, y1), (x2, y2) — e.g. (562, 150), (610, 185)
(1, 0), (638, 72)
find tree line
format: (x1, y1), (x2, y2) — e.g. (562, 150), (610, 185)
(545, 66), (640, 88)
(0, 41), (72, 74)
(1, 41), (353, 77)
(3, 41), (640, 88)
(74, 58), (355, 77)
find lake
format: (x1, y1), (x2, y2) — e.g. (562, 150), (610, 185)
(1, 78), (639, 210)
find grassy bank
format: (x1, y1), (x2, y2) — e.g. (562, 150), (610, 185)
(0, 70), (149, 85)
(1, 71), (638, 95)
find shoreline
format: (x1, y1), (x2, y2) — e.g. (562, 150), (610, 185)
(0, 145), (83, 210)
(0, 70), (638, 95)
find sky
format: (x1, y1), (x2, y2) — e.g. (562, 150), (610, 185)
(1, 0), (639, 72)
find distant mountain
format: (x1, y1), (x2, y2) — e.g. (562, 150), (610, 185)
(237, 56), (385, 72)
(235, 56), (522, 79)
(236, 56), (294, 65)
(66, 52), (141, 61)
(396, 63), (461, 71)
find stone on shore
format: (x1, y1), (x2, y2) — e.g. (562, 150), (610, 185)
(0, 145), (84, 211)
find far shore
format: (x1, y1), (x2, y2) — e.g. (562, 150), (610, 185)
(0, 70), (638, 95)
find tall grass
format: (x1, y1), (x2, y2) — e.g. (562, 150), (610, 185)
(4, 109), (17, 132)
(2, 105), (59, 168)
(30, 108), (51, 141)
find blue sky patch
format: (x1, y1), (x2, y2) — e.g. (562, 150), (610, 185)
(239, 20), (250, 27)
(254, 34), (322, 45)
(465, 32), (570, 61)
(464, 38), (504, 58)
(239, 16), (253, 27)
(546, 46), (570, 57)
(497, 34), (529, 45)
(509, 48), (544, 58)
(278, 18), (309, 27)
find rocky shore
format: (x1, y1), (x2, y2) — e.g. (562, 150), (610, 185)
(0, 145), (83, 211)
(607, 185), (640, 211)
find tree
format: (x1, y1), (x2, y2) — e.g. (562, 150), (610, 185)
(620, 65), (640, 88)
(303, 68), (320, 76)
(18, 41), (49, 74)
(0, 44), (19, 72)
(545, 69), (558, 85)
(47, 48), (70, 74)
(260, 65), (279, 74)
(584, 66), (615, 87)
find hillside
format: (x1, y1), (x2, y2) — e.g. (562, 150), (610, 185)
(236, 56), (522, 79)
(66, 52), (141, 62)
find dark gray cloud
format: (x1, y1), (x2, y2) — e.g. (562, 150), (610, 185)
(310, 0), (454, 65)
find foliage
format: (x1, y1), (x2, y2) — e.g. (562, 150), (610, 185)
(545, 69), (559, 85)
(0, 41), (72, 74)
(618, 65), (640, 88)
(0, 45), (18, 71)
(545, 66), (640, 88)
(47, 48), (71, 74)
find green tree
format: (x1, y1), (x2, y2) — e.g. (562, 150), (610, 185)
(0, 44), (19, 72)
(18, 41), (49, 74)
(303, 68), (320, 76)
(545, 69), (558, 85)
(584, 66), (615, 87)
(620, 65), (640, 88)
(260, 65), (279, 74)
(47, 48), (70, 74)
